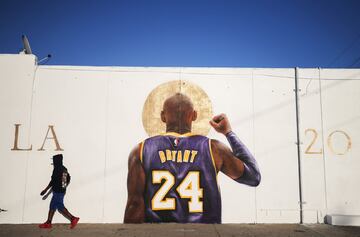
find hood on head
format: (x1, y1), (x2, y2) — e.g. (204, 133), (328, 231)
(52, 154), (63, 167)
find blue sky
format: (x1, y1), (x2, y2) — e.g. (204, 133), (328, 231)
(1, 0), (360, 68)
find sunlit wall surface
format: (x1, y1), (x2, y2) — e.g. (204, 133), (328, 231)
(0, 55), (359, 224)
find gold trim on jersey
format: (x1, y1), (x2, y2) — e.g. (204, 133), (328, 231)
(208, 139), (217, 173)
(139, 141), (145, 163)
(208, 139), (220, 192)
(160, 132), (197, 137)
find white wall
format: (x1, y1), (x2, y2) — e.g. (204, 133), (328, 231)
(0, 54), (35, 223)
(0, 54), (359, 224)
(297, 69), (360, 223)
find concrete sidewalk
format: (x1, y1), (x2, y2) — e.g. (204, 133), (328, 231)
(0, 224), (359, 237)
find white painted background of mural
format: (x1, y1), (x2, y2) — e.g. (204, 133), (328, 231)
(0, 55), (359, 224)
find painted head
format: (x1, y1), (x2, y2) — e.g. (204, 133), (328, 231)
(161, 93), (197, 134)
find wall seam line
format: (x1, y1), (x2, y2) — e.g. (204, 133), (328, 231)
(21, 61), (38, 223)
(101, 74), (110, 223)
(318, 68), (328, 214)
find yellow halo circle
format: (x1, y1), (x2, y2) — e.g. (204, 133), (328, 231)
(142, 80), (213, 137)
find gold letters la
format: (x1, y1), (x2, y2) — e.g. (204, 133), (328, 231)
(11, 124), (63, 151)
(37, 125), (63, 151)
(11, 124), (32, 151)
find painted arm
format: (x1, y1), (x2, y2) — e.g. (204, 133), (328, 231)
(210, 114), (261, 187)
(124, 143), (145, 223)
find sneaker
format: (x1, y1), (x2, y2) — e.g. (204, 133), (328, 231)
(70, 217), (79, 229)
(39, 222), (52, 228)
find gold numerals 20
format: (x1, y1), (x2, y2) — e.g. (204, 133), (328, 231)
(305, 128), (352, 155)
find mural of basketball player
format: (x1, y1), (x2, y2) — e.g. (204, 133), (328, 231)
(39, 154), (80, 229)
(124, 93), (261, 223)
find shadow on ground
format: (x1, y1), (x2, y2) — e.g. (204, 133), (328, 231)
(0, 224), (359, 237)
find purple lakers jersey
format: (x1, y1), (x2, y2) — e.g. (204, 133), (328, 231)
(140, 132), (221, 223)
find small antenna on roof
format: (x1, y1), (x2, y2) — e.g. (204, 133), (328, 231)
(20, 35), (52, 64)
(38, 54), (52, 64)
(21, 35), (32, 54)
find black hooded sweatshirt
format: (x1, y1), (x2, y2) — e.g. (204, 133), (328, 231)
(50, 154), (71, 193)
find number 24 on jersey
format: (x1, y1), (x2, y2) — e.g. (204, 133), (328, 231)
(151, 170), (203, 213)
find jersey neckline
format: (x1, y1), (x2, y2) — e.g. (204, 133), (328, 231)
(160, 132), (198, 137)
